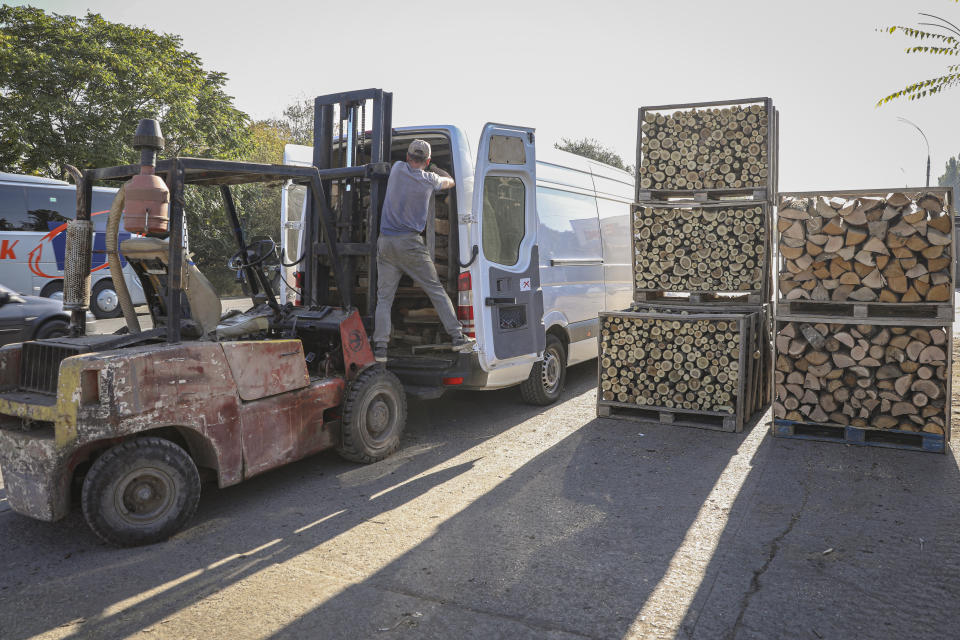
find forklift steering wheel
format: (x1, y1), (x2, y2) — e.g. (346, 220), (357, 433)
(227, 237), (277, 271)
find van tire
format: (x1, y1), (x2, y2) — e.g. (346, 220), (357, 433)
(81, 437), (201, 547)
(90, 279), (122, 319)
(337, 368), (407, 463)
(520, 334), (566, 406)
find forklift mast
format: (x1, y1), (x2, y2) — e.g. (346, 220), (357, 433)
(305, 89), (393, 325)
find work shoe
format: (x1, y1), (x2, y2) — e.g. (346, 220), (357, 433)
(451, 335), (476, 353)
(374, 343), (388, 363)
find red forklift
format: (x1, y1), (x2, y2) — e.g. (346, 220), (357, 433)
(0, 90), (410, 546)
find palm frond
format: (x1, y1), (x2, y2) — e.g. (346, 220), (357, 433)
(877, 71), (960, 106)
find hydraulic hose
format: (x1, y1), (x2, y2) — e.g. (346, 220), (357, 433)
(106, 186), (141, 333)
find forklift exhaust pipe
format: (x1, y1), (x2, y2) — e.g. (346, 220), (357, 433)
(62, 165), (91, 333)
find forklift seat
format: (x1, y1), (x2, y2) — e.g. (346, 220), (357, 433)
(120, 236), (223, 335)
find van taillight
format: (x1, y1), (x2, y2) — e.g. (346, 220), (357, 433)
(294, 271), (304, 306)
(457, 272), (475, 338)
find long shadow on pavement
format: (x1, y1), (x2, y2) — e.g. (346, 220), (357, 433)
(678, 435), (960, 640)
(0, 367), (595, 639)
(263, 387), (755, 638)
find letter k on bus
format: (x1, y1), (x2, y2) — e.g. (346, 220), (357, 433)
(0, 240), (18, 260)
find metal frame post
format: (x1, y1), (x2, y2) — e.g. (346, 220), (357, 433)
(166, 161), (185, 343)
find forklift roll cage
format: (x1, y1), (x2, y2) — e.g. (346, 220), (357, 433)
(70, 89), (394, 342)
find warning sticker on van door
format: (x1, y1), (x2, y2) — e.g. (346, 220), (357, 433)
(520, 278), (531, 292)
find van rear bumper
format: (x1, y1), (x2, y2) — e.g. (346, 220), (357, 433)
(386, 352), (487, 399)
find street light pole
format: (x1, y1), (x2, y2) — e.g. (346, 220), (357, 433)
(897, 117), (931, 187)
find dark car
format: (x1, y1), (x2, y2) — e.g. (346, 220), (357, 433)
(0, 283), (70, 346)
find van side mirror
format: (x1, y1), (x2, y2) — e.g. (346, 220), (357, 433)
(0, 292), (9, 306)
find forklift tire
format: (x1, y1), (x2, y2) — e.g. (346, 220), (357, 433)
(81, 437), (201, 547)
(337, 368), (407, 464)
(519, 334), (567, 406)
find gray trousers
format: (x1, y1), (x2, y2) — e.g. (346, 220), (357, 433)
(373, 233), (462, 345)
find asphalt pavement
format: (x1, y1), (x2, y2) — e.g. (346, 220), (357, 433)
(2, 350), (959, 639)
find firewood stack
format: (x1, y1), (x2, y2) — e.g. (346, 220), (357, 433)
(777, 192), (954, 306)
(773, 322), (949, 434)
(598, 307), (769, 432)
(596, 98), (778, 431)
(773, 188), (955, 447)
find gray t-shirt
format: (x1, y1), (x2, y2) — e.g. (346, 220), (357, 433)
(380, 161), (445, 236)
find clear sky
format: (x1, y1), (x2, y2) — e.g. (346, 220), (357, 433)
(22, 0), (960, 191)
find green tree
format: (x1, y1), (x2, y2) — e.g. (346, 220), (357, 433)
(938, 155), (960, 207)
(877, 1), (960, 105)
(0, 5), (249, 178)
(554, 137), (633, 173)
(186, 112), (309, 295)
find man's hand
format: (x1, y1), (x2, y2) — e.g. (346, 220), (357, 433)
(429, 164), (455, 190)
(429, 164), (451, 179)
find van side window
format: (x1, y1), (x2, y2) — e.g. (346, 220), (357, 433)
(536, 187), (602, 261)
(26, 187), (72, 231)
(482, 176), (525, 266)
(0, 185), (28, 231)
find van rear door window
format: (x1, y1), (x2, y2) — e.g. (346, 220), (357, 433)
(0, 185), (28, 231)
(481, 176), (525, 266)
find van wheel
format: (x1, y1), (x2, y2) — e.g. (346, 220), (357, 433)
(337, 368), (407, 463)
(81, 437), (201, 547)
(91, 279), (122, 319)
(520, 334), (567, 406)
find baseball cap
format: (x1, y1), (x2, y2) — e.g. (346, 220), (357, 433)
(407, 139), (431, 160)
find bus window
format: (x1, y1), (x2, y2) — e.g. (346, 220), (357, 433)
(27, 187), (72, 231)
(91, 191), (118, 232)
(0, 185), (28, 231)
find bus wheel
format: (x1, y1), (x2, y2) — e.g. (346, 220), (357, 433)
(520, 334), (567, 406)
(40, 280), (63, 301)
(81, 437), (201, 547)
(91, 279), (122, 319)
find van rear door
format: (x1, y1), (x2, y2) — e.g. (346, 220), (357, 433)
(472, 123), (545, 365)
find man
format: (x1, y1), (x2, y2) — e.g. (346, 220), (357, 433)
(373, 139), (475, 362)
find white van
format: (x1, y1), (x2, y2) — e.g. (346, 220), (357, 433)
(280, 124), (633, 404)
(0, 172), (146, 318)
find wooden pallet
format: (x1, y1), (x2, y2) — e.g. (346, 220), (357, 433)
(775, 301), (953, 324)
(637, 187), (770, 204)
(598, 402), (738, 432)
(772, 419), (945, 453)
(635, 290), (767, 304)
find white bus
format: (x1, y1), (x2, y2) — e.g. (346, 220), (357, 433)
(280, 124), (633, 405)
(0, 172), (146, 318)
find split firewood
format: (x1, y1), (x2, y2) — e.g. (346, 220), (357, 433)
(778, 192), (953, 303)
(638, 103), (770, 191)
(774, 321), (949, 431)
(633, 205), (766, 292)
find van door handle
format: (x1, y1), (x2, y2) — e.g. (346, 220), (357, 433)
(485, 297), (516, 306)
(549, 258), (603, 266)
(459, 245), (479, 269)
